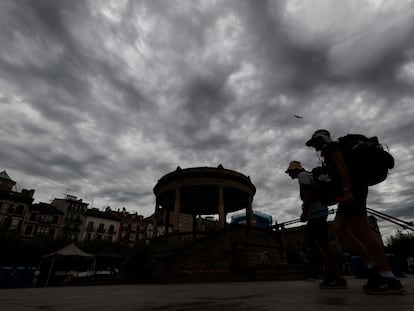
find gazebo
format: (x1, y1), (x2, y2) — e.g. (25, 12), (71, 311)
(152, 165), (256, 236)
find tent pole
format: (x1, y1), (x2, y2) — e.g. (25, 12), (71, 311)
(92, 258), (96, 279)
(45, 256), (55, 287)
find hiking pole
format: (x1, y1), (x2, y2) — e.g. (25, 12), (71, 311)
(366, 207), (414, 227)
(367, 209), (414, 231)
(273, 208), (336, 229)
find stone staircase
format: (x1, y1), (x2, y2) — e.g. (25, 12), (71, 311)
(149, 225), (305, 282)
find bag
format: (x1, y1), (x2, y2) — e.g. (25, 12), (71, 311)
(337, 134), (394, 186)
(311, 166), (337, 206)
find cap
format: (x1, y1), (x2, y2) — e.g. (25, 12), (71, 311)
(305, 129), (331, 147)
(285, 161), (303, 173)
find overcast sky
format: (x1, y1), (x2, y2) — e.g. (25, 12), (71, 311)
(1, 0), (414, 239)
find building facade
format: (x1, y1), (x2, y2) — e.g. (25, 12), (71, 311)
(81, 208), (121, 242)
(115, 209), (147, 247)
(51, 195), (88, 240)
(0, 171), (35, 236)
(21, 202), (64, 240)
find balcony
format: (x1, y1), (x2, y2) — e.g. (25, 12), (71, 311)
(97, 227), (106, 233)
(63, 225), (81, 233)
(65, 217), (83, 224)
(85, 226), (95, 232)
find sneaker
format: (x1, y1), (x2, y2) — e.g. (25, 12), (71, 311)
(363, 277), (405, 295)
(363, 267), (381, 291)
(319, 277), (348, 289)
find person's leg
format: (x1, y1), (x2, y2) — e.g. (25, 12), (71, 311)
(312, 217), (347, 289)
(304, 221), (320, 279)
(350, 214), (391, 272)
(345, 187), (404, 294)
(333, 214), (374, 264)
(319, 241), (341, 278)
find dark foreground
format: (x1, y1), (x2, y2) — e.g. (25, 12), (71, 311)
(0, 276), (413, 311)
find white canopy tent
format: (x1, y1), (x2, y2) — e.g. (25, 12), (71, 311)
(43, 243), (93, 287)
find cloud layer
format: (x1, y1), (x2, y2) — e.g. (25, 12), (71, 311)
(1, 0), (414, 238)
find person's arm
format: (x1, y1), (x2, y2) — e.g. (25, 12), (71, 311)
(300, 187), (313, 221)
(331, 150), (354, 202)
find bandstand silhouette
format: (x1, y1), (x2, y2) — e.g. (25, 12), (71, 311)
(152, 165), (256, 235)
(147, 165), (299, 282)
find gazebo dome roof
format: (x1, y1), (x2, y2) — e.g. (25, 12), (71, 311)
(153, 165), (256, 215)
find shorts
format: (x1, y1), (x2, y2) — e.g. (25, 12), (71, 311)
(336, 185), (368, 217)
(305, 215), (329, 244)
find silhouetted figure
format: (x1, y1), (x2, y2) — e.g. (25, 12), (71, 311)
(286, 161), (347, 289)
(306, 129), (404, 294)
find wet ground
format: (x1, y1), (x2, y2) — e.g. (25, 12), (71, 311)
(0, 276), (413, 310)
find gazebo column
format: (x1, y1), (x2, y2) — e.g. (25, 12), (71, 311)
(218, 186), (225, 228)
(153, 200), (160, 239)
(246, 193), (254, 226)
(172, 188), (181, 232)
(165, 207), (170, 236)
(192, 213), (198, 239)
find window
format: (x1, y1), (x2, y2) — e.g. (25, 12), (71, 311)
(107, 235), (113, 241)
(98, 223), (105, 232)
(49, 229), (56, 238)
(15, 205), (25, 215)
(129, 234), (136, 241)
(108, 225), (115, 234)
(30, 213), (37, 221)
(52, 216), (59, 224)
(87, 221), (94, 230)
(7, 205), (14, 214)
(40, 214), (52, 223)
(9, 219), (21, 230)
(36, 226), (49, 236)
(86, 233), (92, 241)
(96, 234), (102, 240)
(25, 226), (33, 235)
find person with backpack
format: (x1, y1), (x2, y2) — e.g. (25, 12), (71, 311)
(305, 129), (404, 295)
(286, 160), (347, 289)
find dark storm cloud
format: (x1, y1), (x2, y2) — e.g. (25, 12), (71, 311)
(1, 0), (414, 239)
(174, 74), (234, 150)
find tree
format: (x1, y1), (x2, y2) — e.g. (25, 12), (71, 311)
(385, 231), (414, 257)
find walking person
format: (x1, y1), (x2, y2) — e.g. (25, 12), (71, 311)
(286, 161), (347, 289)
(305, 129), (404, 294)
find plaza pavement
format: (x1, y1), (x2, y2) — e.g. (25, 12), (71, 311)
(0, 276), (413, 311)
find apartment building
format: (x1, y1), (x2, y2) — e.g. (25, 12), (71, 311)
(81, 208), (121, 242)
(21, 202), (64, 240)
(115, 209), (147, 247)
(51, 195), (88, 240)
(0, 171), (35, 235)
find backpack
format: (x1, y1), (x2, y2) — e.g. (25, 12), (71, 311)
(311, 166), (337, 206)
(337, 134), (394, 186)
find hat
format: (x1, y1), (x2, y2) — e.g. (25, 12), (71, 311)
(285, 161), (303, 173)
(305, 129), (331, 147)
